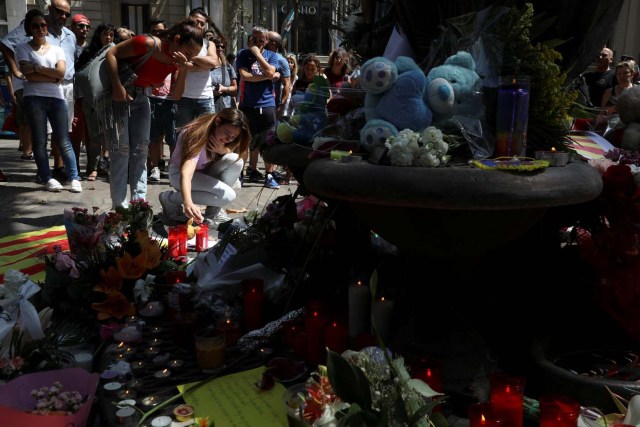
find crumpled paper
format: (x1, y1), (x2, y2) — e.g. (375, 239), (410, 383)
(0, 270), (44, 343)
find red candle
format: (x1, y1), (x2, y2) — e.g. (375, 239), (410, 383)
(168, 225), (188, 257)
(324, 321), (348, 354)
(539, 394), (580, 427)
(489, 371), (525, 427)
(410, 356), (443, 412)
(242, 279), (264, 331)
(195, 223), (209, 252)
(468, 402), (504, 427)
(216, 318), (241, 347)
(305, 301), (325, 366)
(166, 269), (187, 285)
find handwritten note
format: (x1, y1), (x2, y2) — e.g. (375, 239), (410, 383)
(178, 367), (287, 427)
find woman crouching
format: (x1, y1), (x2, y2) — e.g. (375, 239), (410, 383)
(158, 108), (250, 226)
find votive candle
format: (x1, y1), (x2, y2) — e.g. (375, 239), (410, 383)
(539, 394), (580, 427)
(468, 402), (505, 427)
(490, 371), (525, 427)
(243, 279), (265, 331)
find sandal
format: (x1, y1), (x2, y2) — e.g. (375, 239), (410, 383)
(86, 171), (98, 181)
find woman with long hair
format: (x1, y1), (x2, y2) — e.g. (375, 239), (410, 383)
(15, 9), (81, 192)
(323, 47), (350, 88)
(210, 36), (238, 111)
(282, 53), (298, 117)
(158, 108), (250, 226)
(104, 18), (203, 209)
(76, 22), (114, 181)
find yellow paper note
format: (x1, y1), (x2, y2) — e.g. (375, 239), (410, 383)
(178, 366), (288, 427)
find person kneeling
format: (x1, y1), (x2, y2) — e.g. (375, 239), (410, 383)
(158, 108), (250, 226)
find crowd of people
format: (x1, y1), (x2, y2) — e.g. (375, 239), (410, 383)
(580, 46), (639, 140)
(0, 1), (357, 225)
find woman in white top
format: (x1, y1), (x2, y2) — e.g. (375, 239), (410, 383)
(175, 8), (220, 128)
(16, 8), (81, 193)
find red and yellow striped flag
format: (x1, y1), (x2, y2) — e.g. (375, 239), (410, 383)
(0, 226), (69, 283)
(566, 131), (615, 160)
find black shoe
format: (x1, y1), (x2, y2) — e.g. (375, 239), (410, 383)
(247, 167), (265, 183)
(52, 167), (67, 181)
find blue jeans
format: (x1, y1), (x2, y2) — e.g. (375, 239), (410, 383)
(108, 93), (151, 209)
(23, 96), (79, 182)
(175, 97), (214, 128)
(149, 97), (176, 147)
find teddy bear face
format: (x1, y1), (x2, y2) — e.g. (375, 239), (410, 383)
(424, 51), (484, 121)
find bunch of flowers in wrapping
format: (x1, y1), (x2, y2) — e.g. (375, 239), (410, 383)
(385, 127), (451, 167)
(286, 347), (445, 426)
(575, 155), (640, 342)
(30, 382), (85, 415)
(63, 207), (106, 255)
(41, 200), (179, 325)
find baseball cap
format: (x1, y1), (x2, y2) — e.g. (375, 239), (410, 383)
(71, 14), (90, 25)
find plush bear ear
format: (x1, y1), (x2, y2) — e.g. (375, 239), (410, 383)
(360, 57), (398, 94)
(427, 77), (455, 115)
(444, 50), (476, 71)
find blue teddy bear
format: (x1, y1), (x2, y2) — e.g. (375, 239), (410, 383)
(358, 56), (432, 152)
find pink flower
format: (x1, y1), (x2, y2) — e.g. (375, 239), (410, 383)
(54, 253), (80, 279)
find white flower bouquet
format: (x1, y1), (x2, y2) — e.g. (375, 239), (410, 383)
(385, 127), (451, 167)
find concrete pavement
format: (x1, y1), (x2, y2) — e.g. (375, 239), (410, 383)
(0, 138), (296, 237)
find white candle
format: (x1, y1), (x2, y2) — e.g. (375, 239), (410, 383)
(348, 281), (370, 338)
(371, 297), (395, 344)
(112, 326), (142, 344)
(139, 300), (164, 317)
(74, 352), (93, 372)
(151, 416), (172, 427)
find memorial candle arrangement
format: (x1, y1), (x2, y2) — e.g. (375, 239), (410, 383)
(195, 223), (209, 252)
(489, 371), (525, 427)
(168, 224), (188, 258)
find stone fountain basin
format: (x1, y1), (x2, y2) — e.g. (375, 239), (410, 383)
(303, 160), (603, 257)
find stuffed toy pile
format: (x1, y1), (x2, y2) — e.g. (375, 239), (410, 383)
(358, 51), (485, 157)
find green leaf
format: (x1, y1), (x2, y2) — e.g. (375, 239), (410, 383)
(327, 349), (373, 410)
(407, 378), (442, 399)
(430, 411), (449, 427)
(369, 269), (378, 299)
(286, 414), (310, 427)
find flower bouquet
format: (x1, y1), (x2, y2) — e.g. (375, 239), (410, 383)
(0, 367), (99, 427)
(63, 207), (106, 255)
(285, 348), (446, 427)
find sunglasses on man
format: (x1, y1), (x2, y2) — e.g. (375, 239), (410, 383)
(54, 7), (70, 18)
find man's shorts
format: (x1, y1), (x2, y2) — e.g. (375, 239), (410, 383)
(149, 97), (176, 147)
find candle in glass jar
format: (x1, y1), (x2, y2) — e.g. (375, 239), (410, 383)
(195, 223), (209, 252)
(468, 402), (504, 427)
(243, 279), (265, 331)
(324, 321), (348, 354)
(305, 301), (325, 366)
(490, 371), (525, 427)
(216, 318), (241, 347)
(539, 394), (580, 427)
(348, 280), (370, 338)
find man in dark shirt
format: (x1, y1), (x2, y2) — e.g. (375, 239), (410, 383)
(583, 47), (616, 108)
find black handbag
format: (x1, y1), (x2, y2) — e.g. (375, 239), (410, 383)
(75, 36), (156, 104)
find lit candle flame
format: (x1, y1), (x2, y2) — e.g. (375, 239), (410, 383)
(551, 147), (557, 152)
(481, 414), (486, 425)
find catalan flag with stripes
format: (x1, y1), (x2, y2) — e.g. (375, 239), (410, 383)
(0, 226), (69, 283)
(566, 131), (615, 160)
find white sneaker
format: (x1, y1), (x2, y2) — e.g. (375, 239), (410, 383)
(46, 178), (63, 192)
(70, 179), (82, 193)
(148, 167), (161, 182)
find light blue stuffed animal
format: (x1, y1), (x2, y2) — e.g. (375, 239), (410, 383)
(359, 56), (433, 151)
(424, 51), (484, 123)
